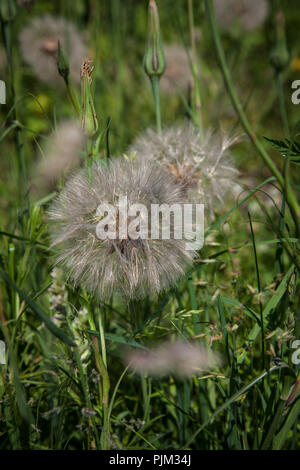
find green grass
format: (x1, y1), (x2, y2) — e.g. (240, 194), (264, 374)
(0, 0), (300, 450)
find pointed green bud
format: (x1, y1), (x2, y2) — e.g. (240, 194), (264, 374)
(80, 59), (99, 137)
(270, 11), (289, 71)
(143, 0), (166, 79)
(0, 0), (16, 23)
(57, 40), (70, 83)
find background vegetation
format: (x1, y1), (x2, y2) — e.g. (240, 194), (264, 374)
(0, 0), (299, 450)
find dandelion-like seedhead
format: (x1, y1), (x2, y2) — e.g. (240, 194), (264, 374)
(160, 44), (191, 95)
(19, 14), (87, 86)
(48, 158), (197, 302)
(213, 0), (269, 32)
(33, 120), (85, 193)
(128, 123), (240, 220)
(125, 340), (221, 379)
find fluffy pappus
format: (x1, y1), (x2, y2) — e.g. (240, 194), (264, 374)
(125, 340), (221, 379)
(48, 158), (197, 302)
(33, 120), (86, 193)
(213, 0), (269, 32)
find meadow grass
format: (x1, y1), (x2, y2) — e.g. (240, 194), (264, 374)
(0, 0), (299, 450)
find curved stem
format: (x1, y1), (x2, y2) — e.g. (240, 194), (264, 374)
(151, 76), (162, 133)
(204, 0), (283, 185)
(188, 0), (203, 134)
(284, 157), (300, 238)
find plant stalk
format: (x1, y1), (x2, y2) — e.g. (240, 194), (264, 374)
(151, 76), (162, 133)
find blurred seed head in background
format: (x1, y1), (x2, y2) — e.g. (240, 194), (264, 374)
(213, 0), (269, 32)
(19, 14), (87, 86)
(32, 120), (85, 194)
(128, 122), (240, 220)
(159, 43), (192, 95)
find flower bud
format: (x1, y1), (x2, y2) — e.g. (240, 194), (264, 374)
(143, 0), (166, 79)
(57, 40), (69, 83)
(80, 59), (99, 137)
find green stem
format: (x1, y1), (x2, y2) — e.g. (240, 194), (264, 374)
(151, 76), (162, 133)
(98, 352), (110, 449)
(141, 374), (151, 423)
(95, 310), (110, 449)
(106, 116), (112, 162)
(88, 310), (110, 449)
(98, 307), (107, 369)
(0, 121), (18, 143)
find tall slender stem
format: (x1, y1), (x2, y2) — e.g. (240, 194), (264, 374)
(88, 308), (110, 449)
(97, 308), (110, 449)
(248, 212), (265, 370)
(276, 71), (289, 138)
(151, 76), (162, 133)
(98, 307), (107, 369)
(188, 0), (202, 134)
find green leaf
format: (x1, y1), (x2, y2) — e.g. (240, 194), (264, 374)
(248, 264), (295, 342)
(263, 136), (300, 162)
